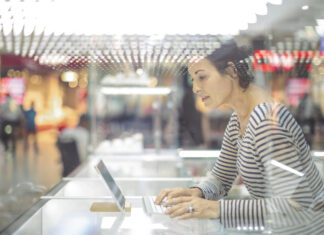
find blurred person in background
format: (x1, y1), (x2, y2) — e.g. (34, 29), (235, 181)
(57, 113), (89, 163)
(155, 41), (324, 231)
(296, 92), (322, 148)
(23, 101), (38, 154)
(0, 94), (23, 157)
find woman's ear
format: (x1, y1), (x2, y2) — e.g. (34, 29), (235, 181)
(225, 61), (238, 79)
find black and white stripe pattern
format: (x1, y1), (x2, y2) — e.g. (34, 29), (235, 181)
(195, 102), (324, 231)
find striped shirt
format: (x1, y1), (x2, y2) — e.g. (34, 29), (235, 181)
(196, 102), (324, 231)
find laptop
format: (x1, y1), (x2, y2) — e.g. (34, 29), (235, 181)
(94, 160), (167, 215)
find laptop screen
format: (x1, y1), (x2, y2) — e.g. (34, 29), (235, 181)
(95, 160), (126, 212)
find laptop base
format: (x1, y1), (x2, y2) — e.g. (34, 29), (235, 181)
(90, 202), (131, 213)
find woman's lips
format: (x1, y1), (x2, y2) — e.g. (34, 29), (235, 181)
(202, 96), (209, 102)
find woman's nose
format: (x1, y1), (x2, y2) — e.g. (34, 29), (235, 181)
(192, 82), (201, 94)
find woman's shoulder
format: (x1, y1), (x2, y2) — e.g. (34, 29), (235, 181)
(250, 102), (291, 127)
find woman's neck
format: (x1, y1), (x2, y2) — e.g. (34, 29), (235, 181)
(227, 84), (273, 120)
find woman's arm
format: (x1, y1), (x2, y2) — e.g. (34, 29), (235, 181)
(194, 114), (239, 200)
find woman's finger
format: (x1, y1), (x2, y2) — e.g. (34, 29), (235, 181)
(164, 196), (192, 207)
(155, 189), (170, 205)
(165, 202), (183, 215)
(166, 188), (185, 200)
(167, 204), (188, 218)
(166, 191), (177, 200)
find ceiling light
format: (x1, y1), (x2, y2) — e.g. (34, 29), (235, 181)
(61, 71), (78, 82)
(302, 5), (309, 10)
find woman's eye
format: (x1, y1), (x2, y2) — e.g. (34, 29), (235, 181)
(198, 76), (207, 80)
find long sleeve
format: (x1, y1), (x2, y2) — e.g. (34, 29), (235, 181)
(194, 114), (238, 200)
(220, 198), (266, 228)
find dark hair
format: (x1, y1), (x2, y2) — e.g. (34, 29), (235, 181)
(205, 41), (254, 89)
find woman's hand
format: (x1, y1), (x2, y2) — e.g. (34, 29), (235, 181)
(164, 196), (220, 219)
(155, 187), (203, 205)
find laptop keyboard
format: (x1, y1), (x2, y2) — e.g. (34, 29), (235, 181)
(143, 196), (168, 214)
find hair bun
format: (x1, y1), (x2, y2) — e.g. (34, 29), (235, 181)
(205, 41), (254, 89)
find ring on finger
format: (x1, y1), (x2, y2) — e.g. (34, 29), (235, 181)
(186, 205), (195, 213)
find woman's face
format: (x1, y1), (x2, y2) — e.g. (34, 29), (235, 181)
(188, 58), (233, 110)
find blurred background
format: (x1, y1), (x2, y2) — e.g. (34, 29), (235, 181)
(1, 0), (324, 232)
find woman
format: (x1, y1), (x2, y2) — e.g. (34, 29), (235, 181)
(155, 42), (324, 230)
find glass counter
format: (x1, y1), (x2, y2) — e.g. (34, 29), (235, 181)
(12, 198), (228, 235)
(3, 150), (324, 234)
(8, 194), (322, 235)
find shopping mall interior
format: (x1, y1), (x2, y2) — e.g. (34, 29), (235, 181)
(1, 0), (324, 234)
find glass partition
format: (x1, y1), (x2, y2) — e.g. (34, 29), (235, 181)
(1, 0), (324, 234)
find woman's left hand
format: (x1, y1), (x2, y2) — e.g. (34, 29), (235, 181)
(163, 196), (220, 220)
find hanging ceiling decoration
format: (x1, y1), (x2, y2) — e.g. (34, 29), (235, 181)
(0, 31), (229, 79)
(0, 0), (281, 78)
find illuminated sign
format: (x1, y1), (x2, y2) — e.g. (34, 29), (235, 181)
(252, 50), (316, 72)
(0, 77), (26, 105)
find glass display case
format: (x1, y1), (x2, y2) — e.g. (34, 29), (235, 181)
(2, 155), (239, 235)
(87, 65), (180, 153)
